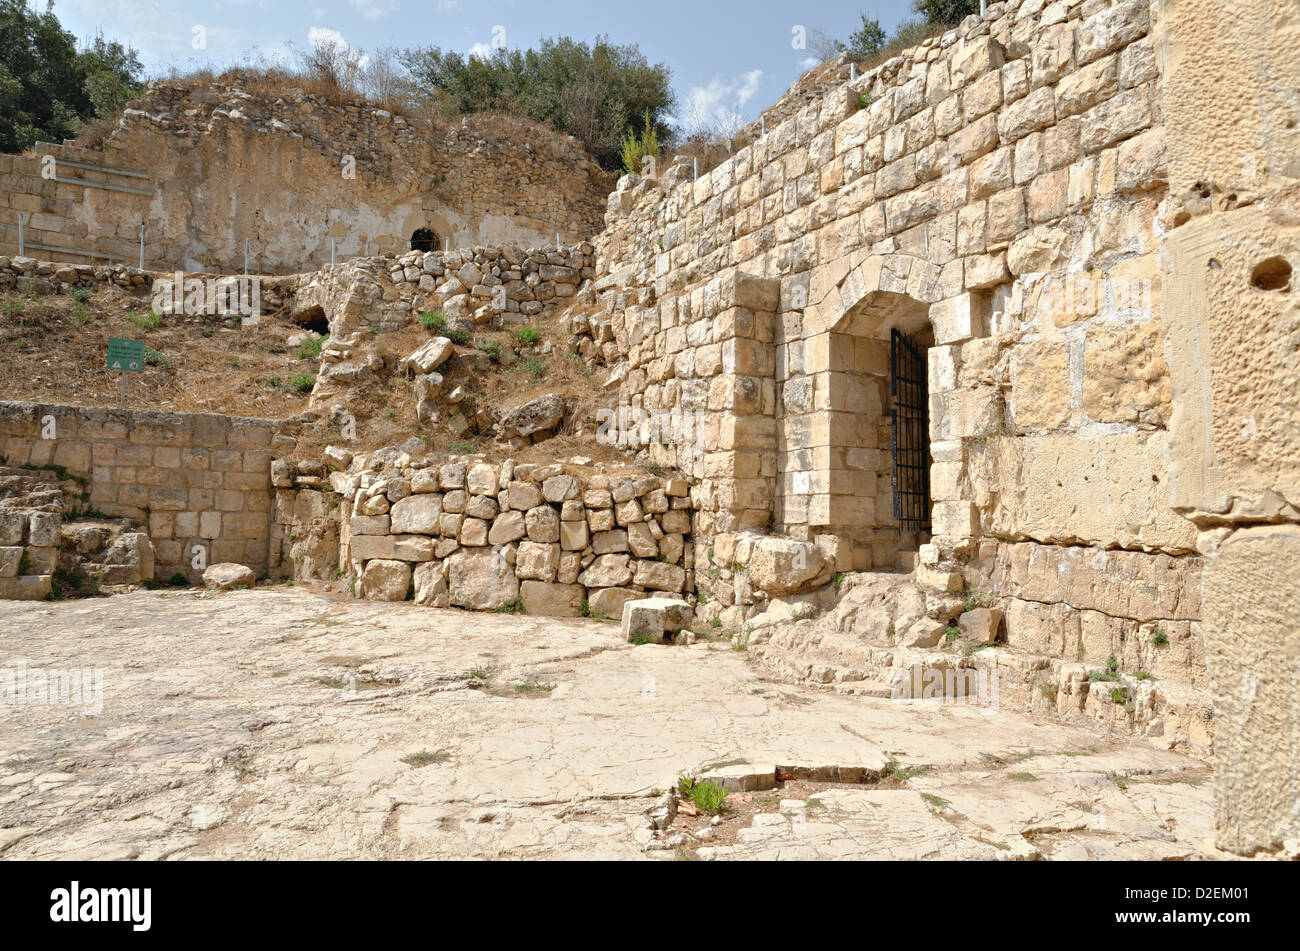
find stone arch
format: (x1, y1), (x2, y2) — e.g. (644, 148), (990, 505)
(410, 227), (439, 252)
(784, 252), (969, 574)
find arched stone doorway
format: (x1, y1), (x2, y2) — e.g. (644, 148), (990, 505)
(790, 253), (957, 573)
(410, 227), (440, 253)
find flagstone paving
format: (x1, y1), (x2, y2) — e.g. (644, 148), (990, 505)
(0, 588), (1220, 860)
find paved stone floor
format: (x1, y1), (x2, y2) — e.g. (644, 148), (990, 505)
(0, 588), (1220, 860)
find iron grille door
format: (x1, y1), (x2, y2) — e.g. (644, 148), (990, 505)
(890, 328), (931, 534)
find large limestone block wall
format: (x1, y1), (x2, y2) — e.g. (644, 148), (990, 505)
(0, 402), (299, 580)
(584, 0), (1208, 724)
(1158, 0), (1300, 854)
(0, 80), (613, 273)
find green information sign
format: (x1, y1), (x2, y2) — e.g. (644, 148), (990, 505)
(107, 338), (145, 373)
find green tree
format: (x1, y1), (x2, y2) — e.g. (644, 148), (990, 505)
(401, 35), (675, 170)
(0, 1), (142, 153)
(79, 31), (145, 120)
(912, 0), (981, 26)
(847, 16), (888, 59)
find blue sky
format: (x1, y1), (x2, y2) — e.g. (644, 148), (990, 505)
(49, 0), (918, 129)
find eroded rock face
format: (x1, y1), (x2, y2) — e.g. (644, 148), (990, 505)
(447, 549), (518, 610)
(746, 538), (832, 596)
(203, 563), (256, 590)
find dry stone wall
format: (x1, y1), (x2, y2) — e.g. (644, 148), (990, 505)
(271, 448), (695, 617)
(293, 243), (595, 340)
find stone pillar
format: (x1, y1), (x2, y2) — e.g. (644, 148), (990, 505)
(1160, 0), (1300, 854)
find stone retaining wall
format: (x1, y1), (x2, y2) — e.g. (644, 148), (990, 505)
(0, 401), (299, 581)
(272, 449), (696, 617)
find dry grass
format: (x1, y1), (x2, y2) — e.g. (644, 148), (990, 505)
(0, 284), (315, 418)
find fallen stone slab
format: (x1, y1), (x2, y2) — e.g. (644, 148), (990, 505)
(202, 563), (255, 590)
(621, 596), (692, 643)
(699, 762), (778, 793)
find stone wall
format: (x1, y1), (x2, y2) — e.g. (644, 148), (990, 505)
(0, 401), (299, 581)
(293, 243), (595, 340)
(0, 80), (613, 273)
(0, 464), (155, 599)
(584, 0), (1205, 692)
(271, 449), (695, 617)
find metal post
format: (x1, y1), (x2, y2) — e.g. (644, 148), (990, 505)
(850, 62), (856, 82)
(139, 224), (145, 269)
(980, 0), (987, 13)
(244, 237), (249, 275)
(120, 369), (126, 410)
(445, 236), (450, 252)
(17, 213), (23, 256)
(556, 232), (561, 248)
(330, 237), (335, 266)
(693, 157), (698, 180)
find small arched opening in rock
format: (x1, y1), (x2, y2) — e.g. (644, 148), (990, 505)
(294, 304), (329, 335)
(411, 228), (440, 253)
(1251, 256), (1292, 292)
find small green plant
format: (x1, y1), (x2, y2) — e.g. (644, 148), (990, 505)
(1152, 626), (1169, 647)
(482, 341), (503, 363)
(143, 346), (171, 369)
(1039, 681), (1059, 702)
(418, 310), (446, 332)
(402, 750), (450, 767)
(290, 374), (315, 393)
(514, 325), (541, 346)
(72, 302), (90, 325)
(1008, 772), (1039, 782)
(448, 440), (478, 454)
(296, 335), (326, 360)
(70, 288), (91, 304)
(493, 598), (525, 614)
(945, 622), (961, 643)
(167, 572), (188, 587)
(470, 667), (492, 680)
(709, 617), (722, 630)
(880, 758), (925, 786)
(1109, 687), (1127, 704)
(857, 91), (874, 109)
(833, 572), (845, 589)
(1135, 671), (1152, 681)
(522, 356), (546, 382)
(620, 108), (661, 177)
(127, 310), (162, 332)
(677, 776), (727, 815)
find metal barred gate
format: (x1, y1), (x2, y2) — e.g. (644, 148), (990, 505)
(890, 328), (931, 535)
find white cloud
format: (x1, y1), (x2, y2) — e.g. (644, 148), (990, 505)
(681, 69), (763, 133)
(436, 0), (460, 9)
(308, 26), (369, 68)
(468, 41), (492, 60)
(347, 0), (399, 20)
(799, 56), (820, 70)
